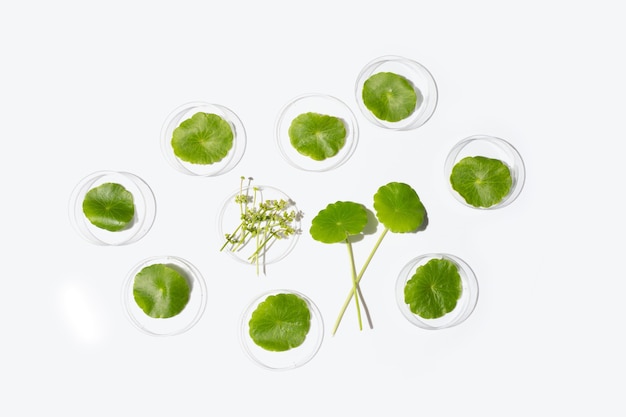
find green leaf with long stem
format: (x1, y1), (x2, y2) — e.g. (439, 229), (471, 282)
(373, 182), (425, 233)
(310, 201), (368, 244)
(332, 182), (427, 335)
(310, 201), (368, 330)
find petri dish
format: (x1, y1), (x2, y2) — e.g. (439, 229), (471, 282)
(240, 289), (324, 371)
(396, 253), (478, 330)
(355, 55), (438, 130)
(69, 170), (156, 246)
(122, 255), (207, 336)
(275, 93), (359, 172)
(217, 184), (301, 271)
(445, 135), (526, 209)
(161, 101), (246, 176)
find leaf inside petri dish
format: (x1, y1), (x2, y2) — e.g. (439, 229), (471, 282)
(171, 112), (234, 165)
(133, 264), (191, 319)
(309, 201), (368, 244)
(404, 258), (462, 319)
(288, 112), (347, 161)
(248, 293), (311, 352)
(82, 182), (135, 232)
(362, 72), (422, 122)
(450, 156), (513, 208)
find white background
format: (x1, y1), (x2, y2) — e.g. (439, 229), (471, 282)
(2, 1), (625, 415)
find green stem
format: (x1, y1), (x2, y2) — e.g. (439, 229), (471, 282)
(249, 230), (277, 260)
(332, 227), (389, 336)
(345, 238), (363, 331)
(238, 176), (245, 216)
(220, 222), (243, 251)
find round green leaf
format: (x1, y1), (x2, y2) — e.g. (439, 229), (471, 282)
(249, 293), (311, 352)
(288, 112), (347, 161)
(373, 182), (425, 233)
(133, 264), (191, 319)
(309, 201), (368, 244)
(362, 72), (422, 122)
(82, 182), (135, 232)
(171, 112), (234, 165)
(450, 156), (513, 208)
(404, 258), (462, 319)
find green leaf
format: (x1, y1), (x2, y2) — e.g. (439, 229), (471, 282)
(133, 264), (191, 319)
(362, 72), (421, 122)
(404, 258), (462, 319)
(82, 182), (135, 232)
(450, 156), (512, 208)
(309, 201), (368, 244)
(288, 112), (347, 161)
(248, 293), (311, 352)
(373, 182), (425, 233)
(171, 112), (234, 165)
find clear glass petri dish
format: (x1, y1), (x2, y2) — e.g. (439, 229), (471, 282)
(395, 253), (478, 330)
(240, 289), (324, 371)
(275, 93), (359, 172)
(122, 255), (208, 337)
(444, 135), (526, 209)
(355, 55), (438, 131)
(217, 184), (301, 270)
(160, 101), (246, 176)
(69, 170), (157, 246)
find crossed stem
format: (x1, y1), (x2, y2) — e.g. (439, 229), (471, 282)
(332, 228), (389, 336)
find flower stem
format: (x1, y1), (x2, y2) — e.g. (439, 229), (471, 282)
(332, 227), (389, 336)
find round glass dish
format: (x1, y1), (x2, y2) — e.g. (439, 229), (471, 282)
(69, 170), (157, 246)
(122, 255), (207, 337)
(240, 289), (324, 371)
(444, 135), (526, 209)
(217, 184), (301, 271)
(355, 55), (438, 131)
(275, 93), (359, 172)
(160, 101), (246, 176)
(395, 253), (478, 330)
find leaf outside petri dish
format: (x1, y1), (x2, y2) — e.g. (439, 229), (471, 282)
(309, 201), (368, 244)
(373, 182), (426, 233)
